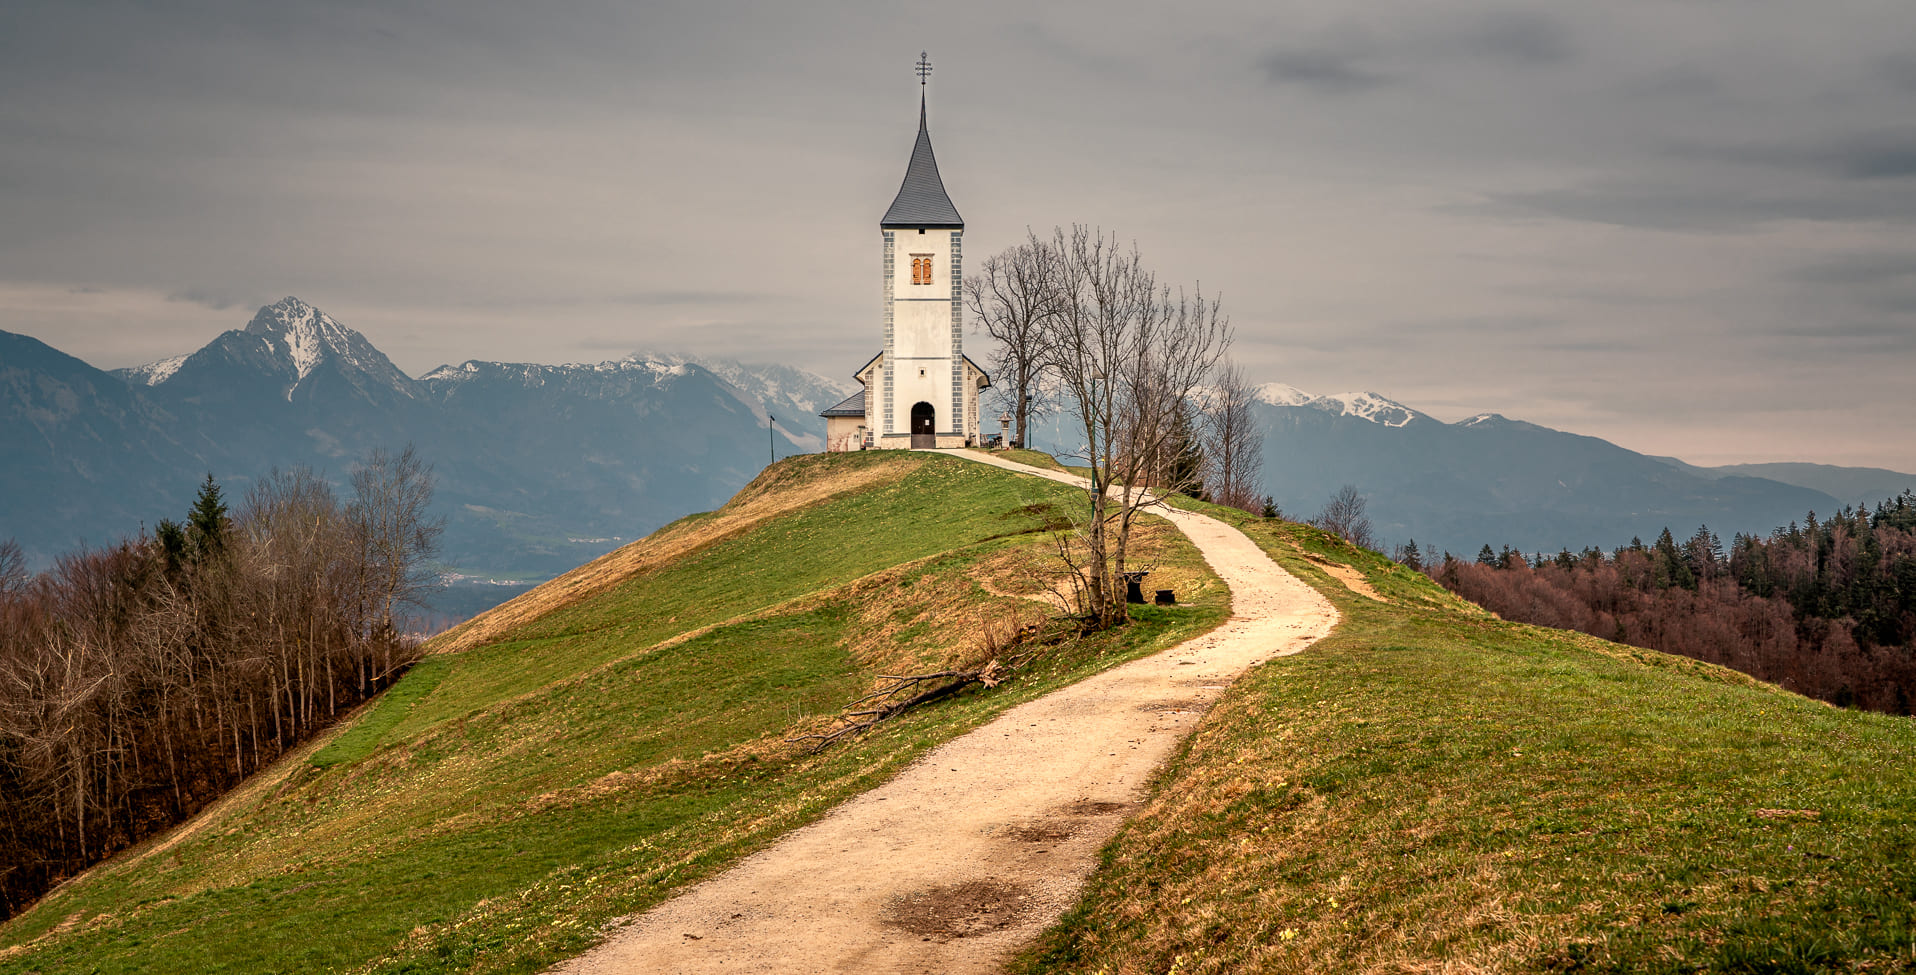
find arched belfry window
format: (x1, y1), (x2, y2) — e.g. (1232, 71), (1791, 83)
(910, 254), (933, 286)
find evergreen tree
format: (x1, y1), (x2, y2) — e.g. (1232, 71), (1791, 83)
(1477, 543), (1498, 566)
(155, 519), (189, 575)
(187, 474), (227, 561)
(1652, 527), (1696, 590)
(1400, 539), (1423, 571)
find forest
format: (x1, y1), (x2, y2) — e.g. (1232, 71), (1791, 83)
(0, 448), (441, 918)
(1427, 492), (1916, 715)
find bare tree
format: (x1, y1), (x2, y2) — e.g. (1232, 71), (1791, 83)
(1200, 360), (1265, 513)
(966, 229), (1062, 448)
(349, 445), (444, 650)
(0, 539), (25, 599)
(1041, 226), (1232, 629)
(1314, 484), (1375, 550)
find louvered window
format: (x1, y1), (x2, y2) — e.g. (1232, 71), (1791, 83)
(910, 254), (933, 286)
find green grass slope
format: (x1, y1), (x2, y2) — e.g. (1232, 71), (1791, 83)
(1019, 499), (1916, 974)
(0, 451), (1227, 975)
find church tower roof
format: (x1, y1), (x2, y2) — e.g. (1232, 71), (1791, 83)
(880, 96), (964, 229)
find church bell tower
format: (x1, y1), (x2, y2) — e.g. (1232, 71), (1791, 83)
(876, 53), (981, 448)
(820, 53), (989, 451)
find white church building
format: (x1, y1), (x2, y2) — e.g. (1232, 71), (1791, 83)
(822, 75), (990, 450)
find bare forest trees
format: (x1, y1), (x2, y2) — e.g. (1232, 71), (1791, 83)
(0, 448), (442, 918)
(1200, 361), (1265, 513)
(0, 539), (24, 597)
(1042, 226), (1233, 629)
(966, 230), (1062, 449)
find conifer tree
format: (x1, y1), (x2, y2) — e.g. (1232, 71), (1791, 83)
(1400, 538), (1423, 571)
(187, 474), (227, 561)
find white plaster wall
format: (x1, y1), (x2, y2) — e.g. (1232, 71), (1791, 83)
(893, 366), (949, 432)
(881, 226), (965, 432)
(889, 229), (954, 304)
(885, 228), (961, 433)
(825, 416), (867, 452)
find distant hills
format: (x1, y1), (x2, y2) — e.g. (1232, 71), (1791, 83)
(3, 297), (850, 580)
(1650, 458), (1916, 512)
(4, 296), (1911, 588)
(1024, 385), (1912, 559)
(1238, 385), (1912, 559)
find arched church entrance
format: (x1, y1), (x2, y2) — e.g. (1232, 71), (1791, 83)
(910, 402), (936, 448)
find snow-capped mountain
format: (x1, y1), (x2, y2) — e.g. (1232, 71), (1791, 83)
(117, 297), (417, 409)
(1253, 383), (1428, 428)
(39, 298), (827, 578)
(625, 352), (853, 453)
(1244, 384), (1836, 558)
(117, 352), (190, 387)
(417, 352), (850, 453)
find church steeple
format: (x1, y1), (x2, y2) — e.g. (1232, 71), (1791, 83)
(816, 52), (986, 453)
(881, 56), (963, 229)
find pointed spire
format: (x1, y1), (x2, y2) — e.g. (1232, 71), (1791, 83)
(882, 55), (962, 228)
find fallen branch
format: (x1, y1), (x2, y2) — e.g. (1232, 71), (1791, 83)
(789, 660), (1005, 753)
(791, 601), (1107, 754)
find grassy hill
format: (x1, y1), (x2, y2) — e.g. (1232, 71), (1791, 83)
(1017, 498), (1916, 973)
(5, 451), (1914, 974)
(0, 451), (1226, 974)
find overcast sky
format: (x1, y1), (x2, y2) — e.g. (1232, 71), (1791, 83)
(4, 0), (1913, 470)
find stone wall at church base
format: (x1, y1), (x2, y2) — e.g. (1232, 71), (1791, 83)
(871, 433), (977, 450)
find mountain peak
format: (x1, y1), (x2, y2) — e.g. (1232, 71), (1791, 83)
(1255, 383), (1424, 427)
(1253, 382), (1313, 407)
(241, 297), (359, 385)
(121, 297), (415, 405)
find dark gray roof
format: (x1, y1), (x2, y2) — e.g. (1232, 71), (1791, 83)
(880, 98), (963, 229)
(963, 354), (991, 389)
(819, 388), (867, 418)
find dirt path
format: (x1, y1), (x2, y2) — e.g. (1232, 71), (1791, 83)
(554, 452), (1338, 975)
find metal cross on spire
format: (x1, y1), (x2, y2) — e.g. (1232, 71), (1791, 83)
(916, 51), (932, 87)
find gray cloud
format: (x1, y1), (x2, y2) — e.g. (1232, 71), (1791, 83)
(1680, 128), (1916, 181)
(1259, 48), (1395, 93)
(1766, 319), (1916, 351)
(1878, 52), (1916, 91)
(1256, 9), (1573, 95)
(1446, 10), (1576, 65)
(1793, 254), (1916, 286)
(609, 291), (781, 308)
(1483, 179), (1916, 232)
(166, 288), (237, 311)
(1820, 130), (1916, 180)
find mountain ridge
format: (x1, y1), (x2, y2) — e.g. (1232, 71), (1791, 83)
(6, 298), (1908, 582)
(8, 298), (845, 577)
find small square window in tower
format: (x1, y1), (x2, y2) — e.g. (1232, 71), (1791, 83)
(910, 254), (933, 286)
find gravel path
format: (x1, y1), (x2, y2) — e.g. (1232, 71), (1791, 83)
(553, 452), (1339, 974)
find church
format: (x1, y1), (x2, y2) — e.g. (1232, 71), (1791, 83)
(821, 61), (990, 450)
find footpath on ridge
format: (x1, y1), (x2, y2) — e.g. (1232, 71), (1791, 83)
(555, 451), (1339, 975)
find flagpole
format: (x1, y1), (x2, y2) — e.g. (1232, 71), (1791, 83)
(768, 414), (776, 466)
